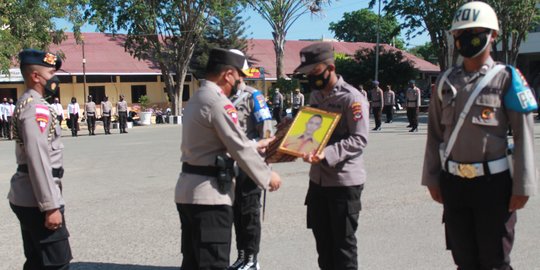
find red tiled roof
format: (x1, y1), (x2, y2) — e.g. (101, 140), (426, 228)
(246, 39), (440, 79)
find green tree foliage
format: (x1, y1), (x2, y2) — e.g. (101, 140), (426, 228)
(335, 47), (418, 91)
(85, 0), (232, 115)
(408, 42), (437, 64)
(329, 9), (405, 49)
(248, 0), (332, 79)
(191, 4), (250, 78)
(0, 0), (84, 73)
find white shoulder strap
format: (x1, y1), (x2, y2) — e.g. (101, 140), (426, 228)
(232, 91), (251, 106)
(437, 67), (454, 101)
(442, 64), (506, 165)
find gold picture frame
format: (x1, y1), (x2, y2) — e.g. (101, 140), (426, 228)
(277, 107), (341, 158)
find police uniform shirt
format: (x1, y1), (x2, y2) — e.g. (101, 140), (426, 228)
(175, 80), (272, 205)
(292, 93), (305, 109)
(52, 103), (64, 119)
(422, 57), (537, 196)
(85, 101), (96, 113)
(406, 87), (421, 108)
(117, 100), (128, 112)
(370, 87), (383, 107)
(0, 102), (5, 120)
(309, 76), (370, 187)
(273, 92), (283, 108)
(231, 86), (273, 140)
(383, 90), (395, 106)
(8, 89), (64, 210)
(101, 101), (112, 116)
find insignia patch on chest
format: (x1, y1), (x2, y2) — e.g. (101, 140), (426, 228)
(224, 104), (238, 124)
(351, 102), (363, 121)
(481, 108), (494, 120)
(35, 104), (50, 133)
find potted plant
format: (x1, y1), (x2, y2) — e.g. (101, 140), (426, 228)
(138, 95), (152, 125)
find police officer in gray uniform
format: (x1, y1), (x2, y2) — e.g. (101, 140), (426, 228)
(370, 80), (383, 130)
(101, 96), (112, 135)
(117, 95), (128, 133)
(422, 2), (538, 269)
(405, 80), (421, 132)
(383, 85), (395, 123)
(84, 95), (96, 135)
(9, 49), (72, 270)
(228, 56), (274, 270)
(295, 42), (370, 270)
(175, 48), (282, 270)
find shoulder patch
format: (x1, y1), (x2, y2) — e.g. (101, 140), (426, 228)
(504, 66), (538, 113)
(351, 102), (363, 121)
(35, 104), (50, 133)
(252, 90), (272, 123)
(224, 104), (238, 124)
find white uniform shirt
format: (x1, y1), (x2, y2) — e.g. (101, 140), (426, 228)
(67, 102), (80, 115)
(52, 103), (65, 119)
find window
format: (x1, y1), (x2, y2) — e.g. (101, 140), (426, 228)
(89, 86), (106, 105)
(131, 85), (147, 103)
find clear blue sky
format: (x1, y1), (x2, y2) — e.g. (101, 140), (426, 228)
(57, 0), (430, 48)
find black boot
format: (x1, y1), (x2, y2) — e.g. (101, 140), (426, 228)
(239, 253), (259, 270)
(228, 250), (245, 270)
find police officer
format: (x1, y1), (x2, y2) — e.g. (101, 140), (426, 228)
(175, 48), (282, 270)
(84, 95), (96, 135)
(117, 94), (128, 134)
(291, 88), (305, 118)
(101, 96), (112, 135)
(294, 42), (370, 270)
(52, 97), (65, 129)
(405, 80), (421, 132)
(0, 97), (5, 138)
(422, 2), (538, 269)
(358, 84), (367, 98)
(272, 88), (284, 123)
(2, 97), (15, 140)
(228, 56), (274, 270)
(383, 85), (395, 123)
(9, 49), (72, 269)
(67, 97), (80, 137)
(370, 80), (383, 130)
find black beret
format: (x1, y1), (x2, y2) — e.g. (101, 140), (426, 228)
(294, 42), (334, 74)
(19, 49), (62, 70)
(207, 48), (248, 76)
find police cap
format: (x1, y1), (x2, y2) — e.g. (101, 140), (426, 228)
(294, 42), (334, 74)
(207, 48), (248, 76)
(18, 49), (62, 70)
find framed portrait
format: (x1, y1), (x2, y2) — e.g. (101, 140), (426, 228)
(277, 107), (341, 158)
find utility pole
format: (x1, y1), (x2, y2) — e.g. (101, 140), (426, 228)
(375, 0), (381, 81)
(82, 36), (87, 100)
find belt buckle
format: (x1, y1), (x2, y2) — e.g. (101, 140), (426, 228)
(458, 164), (476, 179)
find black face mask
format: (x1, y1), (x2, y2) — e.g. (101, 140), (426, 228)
(454, 30), (491, 58)
(229, 79), (241, 97)
(43, 75), (60, 97)
(308, 67), (331, 90)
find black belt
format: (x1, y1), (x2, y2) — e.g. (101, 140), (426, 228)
(182, 163), (219, 177)
(87, 112), (95, 115)
(17, 164), (64, 178)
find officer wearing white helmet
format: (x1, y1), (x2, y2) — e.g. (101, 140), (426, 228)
(422, 2), (538, 269)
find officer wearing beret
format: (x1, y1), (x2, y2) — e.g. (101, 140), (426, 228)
(422, 2), (538, 269)
(9, 49), (72, 269)
(405, 80), (421, 132)
(175, 48), (282, 270)
(84, 95), (97, 135)
(370, 80), (383, 130)
(295, 42), (370, 270)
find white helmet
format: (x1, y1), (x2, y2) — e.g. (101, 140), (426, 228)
(450, 1), (499, 32)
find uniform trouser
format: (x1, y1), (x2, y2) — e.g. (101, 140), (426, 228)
(406, 107), (419, 128)
(177, 203), (233, 270)
(272, 107), (282, 123)
(372, 107), (382, 128)
(305, 181), (363, 270)
(119, 111), (128, 131)
(233, 172), (262, 255)
(86, 114), (96, 133)
(292, 108), (300, 118)
(383, 105), (393, 122)
(56, 116), (63, 130)
(440, 170), (515, 270)
(10, 204), (72, 270)
(0, 119), (4, 137)
(69, 114), (78, 135)
(4, 116), (12, 139)
(102, 115), (111, 133)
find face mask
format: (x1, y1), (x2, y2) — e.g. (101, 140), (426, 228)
(454, 30), (491, 58)
(308, 67), (330, 90)
(42, 75), (60, 97)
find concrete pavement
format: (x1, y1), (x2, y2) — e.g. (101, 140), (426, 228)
(1, 114), (540, 269)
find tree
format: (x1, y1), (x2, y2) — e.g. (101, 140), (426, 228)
(86, 0), (232, 116)
(248, 0), (332, 79)
(408, 42), (437, 64)
(329, 9), (405, 49)
(335, 47), (418, 90)
(0, 0), (84, 74)
(190, 4), (250, 78)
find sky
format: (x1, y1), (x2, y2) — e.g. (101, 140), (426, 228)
(57, 0), (430, 48)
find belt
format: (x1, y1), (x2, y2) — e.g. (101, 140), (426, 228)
(87, 112), (95, 116)
(17, 164), (65, 178)
(444, 157), (509, 179)
(182, 163), (219, 177)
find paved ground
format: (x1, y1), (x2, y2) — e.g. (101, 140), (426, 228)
(1, 113), (540, 269)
